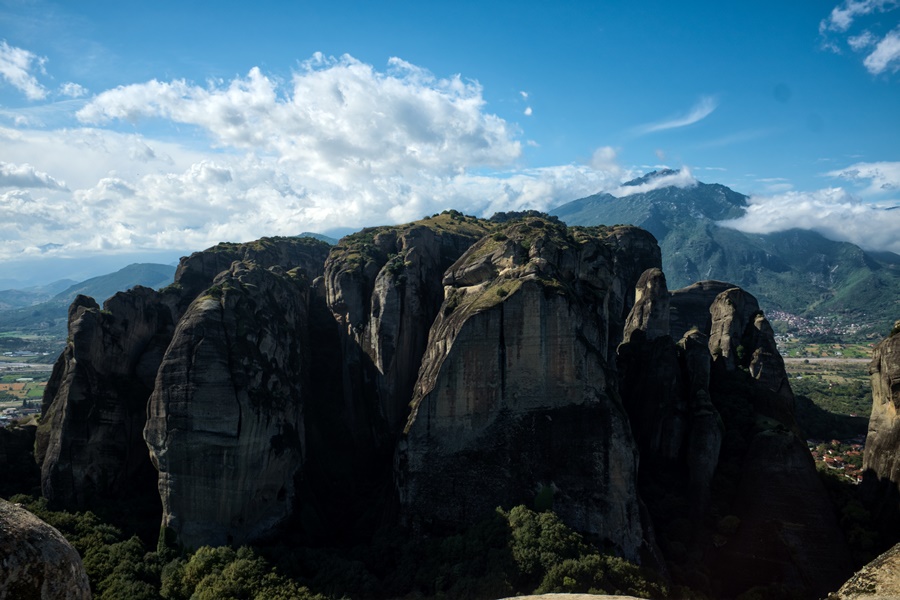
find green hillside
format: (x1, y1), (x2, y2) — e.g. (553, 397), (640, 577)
(551, 172), (900, 340)
(0, 263), (176, 337)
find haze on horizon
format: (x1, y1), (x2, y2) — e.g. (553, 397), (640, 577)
(0, 0), (898, 286)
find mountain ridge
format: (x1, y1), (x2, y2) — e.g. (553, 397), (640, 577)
(551, 173), (900, 338)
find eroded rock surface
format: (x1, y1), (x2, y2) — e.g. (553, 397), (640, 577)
(401, 219), (648, 560)
(865, 323), (900, 488)
(0, 498), (91, 599)
(144, 261), (311, 548)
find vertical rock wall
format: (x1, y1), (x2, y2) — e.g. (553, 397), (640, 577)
(144, 262), (311, 548)
(400, 220), (654, 560)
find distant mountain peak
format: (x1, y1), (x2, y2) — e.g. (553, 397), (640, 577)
(621, 169), (680, 187)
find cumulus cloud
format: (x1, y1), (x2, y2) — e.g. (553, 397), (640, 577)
(0, 161), (66, 189)
(720, 187), (900, 253)
(828, 160), (900, 193)
(635, 96), (718, 134)
(78, 54), (522, 179)
(59, 82), (88, 98)
(0, 40), (47, 100)
(863, 26), (900, 72)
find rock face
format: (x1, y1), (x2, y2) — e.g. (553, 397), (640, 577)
(0, 498), (91, 599)
(864, 323), (900, 489)
(35, 287), (174, 507)
(617, 270), (723, 510)
(144, 261), (311, 548)
(324, 215), (493, 440)
(616, 278), (853, 598)
(830, 541), (900, 600)
(36, 237), (329, 528)
(400, 219), (659, 560)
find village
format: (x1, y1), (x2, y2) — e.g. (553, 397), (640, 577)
(808, 437), (867, 484)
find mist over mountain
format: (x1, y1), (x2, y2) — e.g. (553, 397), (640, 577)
(552, 171), (900, 337)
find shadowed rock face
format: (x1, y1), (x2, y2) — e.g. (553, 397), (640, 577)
(36, 237), (329, 515)
(0, 499), (91, 599)
(144, 262), (311, 548)
(400, 220), (653, 560)
(324, 216), (493, 442)
(35, 287), (175, 507)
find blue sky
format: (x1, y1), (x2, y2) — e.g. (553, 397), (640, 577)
(0, 0), (899, 284)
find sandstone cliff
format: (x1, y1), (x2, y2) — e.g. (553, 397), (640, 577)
(35, 288), (174, 507)
(324, 213), (494, 440)
(615, 278), (853, 598)
(400, 219), (659, 560)
(144, 261), (311, 548)
(864, 322), (900, 488)
(36, 237), (330, 513)
(0, 498), (91, 599)
(829, 541), (900, 600)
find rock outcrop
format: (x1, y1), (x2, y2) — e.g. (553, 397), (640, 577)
(400, 219), (658, 560)
(0, 498), (91, 599)
(864, 322), (900, 489)
(324, 213), (493, 440)
(144, 261), (312, 548)
(35, 287), (174, 507)
(829, 541), (900, 600)
(36, 237), (330, 514)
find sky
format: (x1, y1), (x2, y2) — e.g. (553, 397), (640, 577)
(1, 0), (899, 286)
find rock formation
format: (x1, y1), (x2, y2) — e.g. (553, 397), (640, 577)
(864, 322), (900, 489)
(829, 541), (900, 600)
(144, 261), (312, 548)
(35, 287), (174, 507)
(400, 219), (659, 560)
(861, 321), (900, 531)
(617, 270), (723, 511)
(0, 498), (91, 599)
(323, 213), (493, 441)
(36, 237), (328, 519)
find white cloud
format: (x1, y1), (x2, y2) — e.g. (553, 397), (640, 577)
(611, 167), (698, 197)
(0, 40), (47, 100)
(863, 27), (900, 72)
(828, 160), (900, 193)
(524, 106), (533, 116)
(635, 96), (718, 134)
(820, 0), (898, 33)
(59, 82), (88, 98)
(78, 55), (522, 179)
(720, 187), (900, 253)
(0, 161), (66, 189)
(848, 30), (878, 49)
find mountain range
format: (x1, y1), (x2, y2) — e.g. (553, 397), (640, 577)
(551, 170), (900, 340)
(0, 263), (176, 336)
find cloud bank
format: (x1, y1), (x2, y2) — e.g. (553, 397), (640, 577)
(720, 187), (900, 254)
(0, 54), (632, 261)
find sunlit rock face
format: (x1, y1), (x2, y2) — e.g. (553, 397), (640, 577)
(400, 219), (659, 561)
(0, 498), (91, 599)
(144, 261), (311, 548)
(865, 323), (900, 485)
